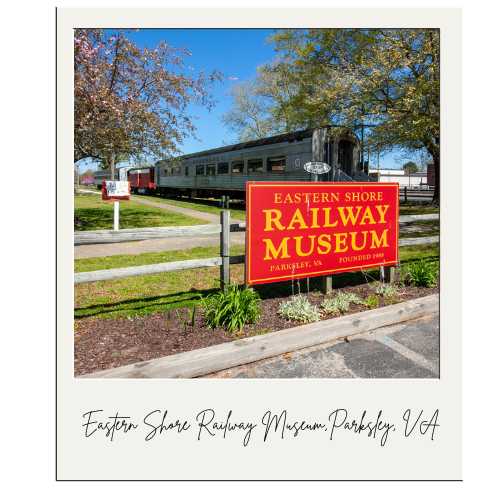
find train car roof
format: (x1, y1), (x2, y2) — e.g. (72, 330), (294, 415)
(186, 128), (315, 158)
(127, 167), (153, 172)
(155, 128), (326, 165)
(155, 126), (358, 165)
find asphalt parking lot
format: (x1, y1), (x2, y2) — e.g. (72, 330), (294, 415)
(206, 314), (439, 379)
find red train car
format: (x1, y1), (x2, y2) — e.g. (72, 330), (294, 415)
(127, 167), (156, 194)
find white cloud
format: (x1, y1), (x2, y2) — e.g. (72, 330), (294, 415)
(228, 76), (239, 81)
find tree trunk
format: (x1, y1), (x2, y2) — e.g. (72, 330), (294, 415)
(110, 151), (116, 181)
(425, 136), (440, 205)
(431, 152), (440, 205)
(74, 164), (79, 194)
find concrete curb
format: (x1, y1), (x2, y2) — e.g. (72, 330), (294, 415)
(80, 294), (438, 379)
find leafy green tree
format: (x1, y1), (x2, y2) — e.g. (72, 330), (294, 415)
(222, 81), (278, 141)
(222, 66), (299, 141)
(403, 161), (419, 174)
(263, 29), (440, 202)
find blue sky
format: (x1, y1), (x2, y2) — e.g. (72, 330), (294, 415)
(127, 28), (278, 154)
(78, 28), (422, 172)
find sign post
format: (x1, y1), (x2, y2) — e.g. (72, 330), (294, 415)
(114, 201), (120, 231)
(245, 182), (399, 287)
(220, 210), (230, 290)
(303, 161), (332, 292)
(102, 180), (131, 231)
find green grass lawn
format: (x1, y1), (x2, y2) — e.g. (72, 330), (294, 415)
(75, 243), (439, 321)
(134, 194), (247, 220)
(74, 193), (205, 230)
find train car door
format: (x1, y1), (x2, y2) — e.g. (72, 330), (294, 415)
(338, 139), (354, 177)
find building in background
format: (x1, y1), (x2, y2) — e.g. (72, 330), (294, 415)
(80, 175), (95, 185)
(368, 168), (429, 188)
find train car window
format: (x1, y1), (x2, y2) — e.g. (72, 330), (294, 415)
(185, 166), (189, 176)
(217, 162), (229, 174)
(267, 156), (286, 172)
(173, 166), (181, 175)
(231, 161), (244, 174)
(163, 167), (169, 176)
(196, 165), (205, 176)
(247, 158), (264, 173)
(206, 164), (216, 176)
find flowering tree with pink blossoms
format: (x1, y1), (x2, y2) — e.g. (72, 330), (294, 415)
(74, 29), (220, 178)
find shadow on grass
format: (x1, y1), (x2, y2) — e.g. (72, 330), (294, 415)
(74, 287), (218, 319)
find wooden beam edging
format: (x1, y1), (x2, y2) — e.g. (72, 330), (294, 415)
(80, 294), (438, 379)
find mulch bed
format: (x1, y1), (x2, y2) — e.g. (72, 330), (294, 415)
(74, 283), (438, 376)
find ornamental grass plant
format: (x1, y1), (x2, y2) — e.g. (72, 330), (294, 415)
(203, 284), (261, 333)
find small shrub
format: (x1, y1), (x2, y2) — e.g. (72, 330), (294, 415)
(203, 285), (261, 333)
(341, 292), (365, 305)
(402, 260), (438, 288)
(321, 291), (363, 315)
(372, 282), (399, 298)
(365, 294), (380, 309)
(278, 294), (321, 323)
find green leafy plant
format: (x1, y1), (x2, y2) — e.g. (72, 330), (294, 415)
(202, 285), (261, 333)
(341, 292), (365, 305)
(402, 260), (438, 288)
(372, 282), (399, 298)
(365, 294), (380, 309)
(321, 292), (363, 315)
(278, 294), (321, 323)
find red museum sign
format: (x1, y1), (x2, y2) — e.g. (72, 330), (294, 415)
(245, 182), (399, 285)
